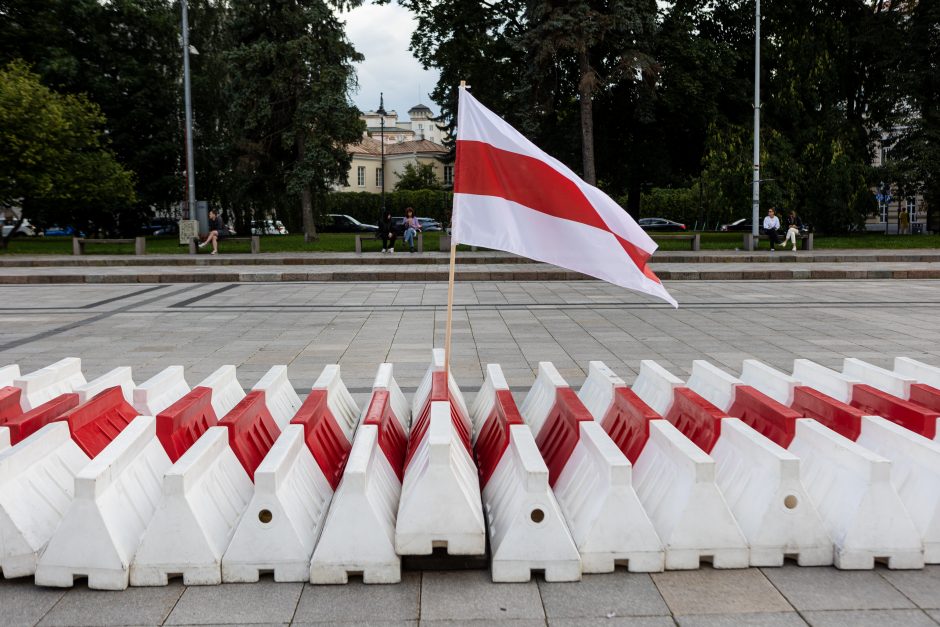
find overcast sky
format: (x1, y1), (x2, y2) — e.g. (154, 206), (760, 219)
(341, 3), (441, 118)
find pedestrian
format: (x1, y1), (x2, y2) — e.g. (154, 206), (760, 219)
(899, 207), (910, 235)
(762, 207), (781, 251)
(782, 210), (803, 251)
(403, 207), (422, 253)
(198, 209), (229, 255)
(378, 210), (396, 253)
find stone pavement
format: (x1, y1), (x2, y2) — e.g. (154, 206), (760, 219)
(2, 278), (940, 625)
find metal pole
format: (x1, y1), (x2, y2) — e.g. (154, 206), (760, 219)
(751, 0), (761, 238)
(380, 94), (385, 211)
(182, 0), (196, 220)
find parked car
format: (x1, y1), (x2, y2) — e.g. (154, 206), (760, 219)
(417, 217), (443, 232)
(719, 218), (753, 232)
(42, 225), (83, 237)
(141, 217), (179, 236)
(638, 217), (686, 231)
(321, 214), (378, 233)
(251, 219), (288, 235)
(1, 219), (36, 237)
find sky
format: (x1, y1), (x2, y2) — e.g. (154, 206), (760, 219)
(341, 3), (441, 119)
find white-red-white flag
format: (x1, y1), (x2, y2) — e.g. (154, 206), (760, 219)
(452, 87), (677, 307)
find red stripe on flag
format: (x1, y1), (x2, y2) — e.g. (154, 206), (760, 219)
(455, 140), (660, 284)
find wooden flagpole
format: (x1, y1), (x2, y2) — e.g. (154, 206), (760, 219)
(443, 81), (466, 377)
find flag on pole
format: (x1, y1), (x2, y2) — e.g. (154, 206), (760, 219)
(452, 86), (677, 307)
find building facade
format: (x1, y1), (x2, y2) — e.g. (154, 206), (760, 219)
(868, 126), (929, 233)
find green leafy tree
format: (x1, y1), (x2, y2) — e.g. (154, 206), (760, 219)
(394, 162), (442, 191)
(0, 61), (136, 247)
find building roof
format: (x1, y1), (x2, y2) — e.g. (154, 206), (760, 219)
(347, 137), (448, 157)
(408, 103), (432, 113)
(366, 126), (414, 134)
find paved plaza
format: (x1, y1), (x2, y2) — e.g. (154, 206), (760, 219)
(2, 278), (940, 625)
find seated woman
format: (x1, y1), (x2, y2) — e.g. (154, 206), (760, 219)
(402, 207), (422, 253)
(379, 210), (396, 253)
(198, 209), (229, 255)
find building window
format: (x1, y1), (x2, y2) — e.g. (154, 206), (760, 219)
(357, 166), (365, 187)
(908, 198), (916, 220)
(376, 167), (383, 188)
(879, 201), (889, 223)
(444, 165), (454, 185)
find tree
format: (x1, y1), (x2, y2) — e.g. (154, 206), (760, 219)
(394, 162), (442, 191)
(0, 61), (136, 247)
(226, 0), (365, 242)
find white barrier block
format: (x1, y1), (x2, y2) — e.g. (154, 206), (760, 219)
(196, 365), (245, 419)
(396, 401), (485, 555)
(75, 367), (135, 404)
(469, 364), (509, 442)
(687, 361), (739, 413)
(555, 421), (664, 573)
(0, 365), (20, 388)
(519, 362), (569, 437)
(411, 348), (469, 422)
(485, 424), (581, 582)
(792, 360), (857, 404)
(34, 417), (171, 589)
(252, 365), (302, 429)
(0, 423), (90, 578)
(133, 366), (189, 416)
(633, 420), (748, 569)
(313, 364), (360, 439)
(789, 418), (923, 569)
(740, 360), (798, 407)
(895, 357), (940, 388)
(857, 416), (940, 563)
(843, 358), (913, 400)
(632, 360), (683, 416)
(711, 418), (832, 566)
(222, 425), (333, 582)
(130, 427), (253, 586)
(310, 425), (402, 584)
(15, 358), (85, 411)
(577, 362), (623, 426)
(0, 429), (7, 452)
(373, 363), (410, 432)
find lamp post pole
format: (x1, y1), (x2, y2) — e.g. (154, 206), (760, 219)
(751, 0), (761, 238)
(181, 0), (196, 223)
(377, 93), (386, 212)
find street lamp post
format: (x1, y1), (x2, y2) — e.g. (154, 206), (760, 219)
(377, 93), (386, 212)
(181, 0), (197, 224)
(751, 0), (761, 238)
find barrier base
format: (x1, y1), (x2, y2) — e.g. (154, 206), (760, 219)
(492, 560), (581, 583)
(750, 547), (833, 568)
(222, 561), (309, 583)
(309, 561), (401, 585)
(581, 551), (664, 574)
(835, 549), (924, 570)
(665, 548), (750, 570)
(131, 565), (220, 587)
(33, 566), (128, 591)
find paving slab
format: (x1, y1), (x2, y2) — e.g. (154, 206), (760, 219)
(548, 618), (678, 627)
(801, 609), (937, 626)
(0, 579), (67, 627)
(293, 574), (420, 624)
(879, 566), (940, 609)
(652, 569), (792, 616)
(38, 583), (184, 626)
(164, 580), (303, 625)
(537, 572), (669, 619)
(761, 566), (916, 611)
(419, 571), (544, 622)
(676, 613), (806, 626)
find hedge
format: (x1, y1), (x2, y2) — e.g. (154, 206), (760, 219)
(320, 190), (454, 227)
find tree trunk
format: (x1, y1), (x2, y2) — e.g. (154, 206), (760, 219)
(0, 214), (26, 250)
(296, 132), (318, 243)
(578, 49), (597, 186)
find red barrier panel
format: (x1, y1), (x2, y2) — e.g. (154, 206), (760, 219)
(2, 393), (79, 445)
(792, 386), (863, 442)
(851, 384), (939, 439)
(361, 389), (408, 482)
(601, 388), (658, 464)
(474, 390), (525, 487)
(290, 389), (353, 490)
(405, 371), (472, 470)
(728, 386), (801, 449)
(156, 387), (218, 463)
(57, 386), (138, 458)
(910, 384), (940, 413)
(0, 386), (22, 422)
(664, 387), (727, 454)
(219, 390), (281, 481)
(534, 388), (593, 487)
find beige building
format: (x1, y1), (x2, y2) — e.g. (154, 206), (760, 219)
(869, 126), (929, 233)
(336, 104), (453, 193)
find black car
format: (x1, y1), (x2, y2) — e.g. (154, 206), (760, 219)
(141, 217), (179, 236)
(638, 217), (686, 231)
(321, 214), (378, 233)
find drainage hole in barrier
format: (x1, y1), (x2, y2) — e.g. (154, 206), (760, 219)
(259, 509), (273, 524)
(784, 495), (798, 509)
(530, 508), (545, 523)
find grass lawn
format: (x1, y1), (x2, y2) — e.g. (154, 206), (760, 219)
(1, 230), (937, 254)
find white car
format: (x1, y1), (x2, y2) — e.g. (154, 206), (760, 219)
(2, 219), (36, 237)
(250, 219), (288, 235)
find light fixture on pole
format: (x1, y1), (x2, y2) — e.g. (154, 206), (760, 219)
(751, 0), (761, 238)
(377, 93), (386, 212)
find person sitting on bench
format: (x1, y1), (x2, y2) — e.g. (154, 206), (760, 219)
(198, 209), (229, 255)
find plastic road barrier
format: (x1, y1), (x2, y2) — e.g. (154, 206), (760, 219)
(412, 348), (470, 427)
(0, 365), (19, 388)
(2, 394), (79, 447)
(842, 358), (940, 439)
(130, 392), (280, 586)
(34, 416), (172, 589)
(521, 362), (664, 573)
(133, 366), (189, 416)
(194, 365), (245, 421)
(222, 364), (361, 582)
(14, 358), (85, 411)
(894, 357), (940, 413)
(472, 364), (580, 581)
(582, 361), (747, 570)
(250, 365), (302, 429)
(75, 367), (134, 404)
(310, 369), (410, 584)
(57, 387), (139, 459)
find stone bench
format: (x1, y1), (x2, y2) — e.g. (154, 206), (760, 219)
(744, 232), (814, 251)
(356, 232), (422, 254)
(438, 235), (477, 252)
(653, 233), (700, 251)
(188, 236), (260, 254)
(73, 237), (146, 256)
